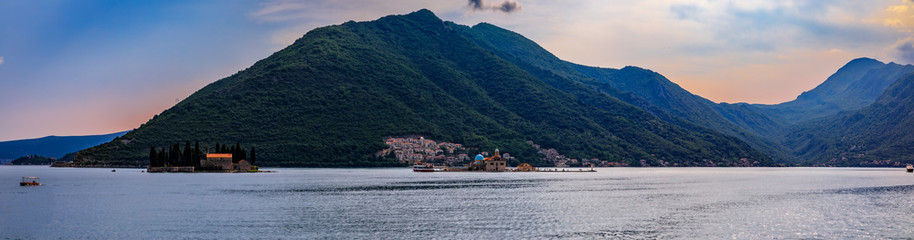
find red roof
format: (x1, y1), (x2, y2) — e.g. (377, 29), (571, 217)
(206, 153), (232, 158)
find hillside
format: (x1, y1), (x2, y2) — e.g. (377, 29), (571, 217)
(456, 22), (793, 162)
(784, 73), (914, 166)
(0, 131), (129, 161)
(75, 9), (774, 167)
(457, 21), (914, 167)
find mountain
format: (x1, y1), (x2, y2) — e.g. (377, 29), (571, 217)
(455, 22), (793, 162)
(754, 58), (914, 124)
(783, 72), (914, 166)
(0, 131), (129, 161)
(75, 9), (774, 167)
(456, 21), (914, 166)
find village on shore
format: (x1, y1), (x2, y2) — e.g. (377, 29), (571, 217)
(378, 136), (605, 172)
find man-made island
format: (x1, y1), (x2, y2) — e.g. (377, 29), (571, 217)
(146, 142), (261, 173)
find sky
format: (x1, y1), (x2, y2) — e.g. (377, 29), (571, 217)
(2, 0), (914, 141)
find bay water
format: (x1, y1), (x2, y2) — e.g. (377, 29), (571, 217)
(1, 166), (912, 239)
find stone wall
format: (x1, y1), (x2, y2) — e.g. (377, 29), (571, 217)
(147, 166), (195, 173)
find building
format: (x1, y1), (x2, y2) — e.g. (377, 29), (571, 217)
(200, 153), (251, 172)
(470, 148), (506, 172)
(234, 160), (252, 172)
(201, 153), (233, 170)
(515, 163), (535, 172)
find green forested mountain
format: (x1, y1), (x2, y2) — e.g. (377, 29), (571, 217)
(456, 22), (793, 162)
(784, 73), (914, 166)
(75, 9), (774, 167)
(452, 20), (914, 167)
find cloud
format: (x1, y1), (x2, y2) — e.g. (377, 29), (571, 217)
(887, 5), (909, 13)
(248, 1), (309, 22)
(467, 0), (521, 13)
(883, 1), (914, 30)
(670, 4), (700, 20)
(0, 56), (4, 65)
(890, 36), (914, 63)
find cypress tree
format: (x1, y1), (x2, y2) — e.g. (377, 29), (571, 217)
(164, 147), (171, 167)
(172, 144), (180, 165)
(149, 146), (157, 167)
(194, 141), (201, 167)
(183, 141), (192, 166)
(194, 141), (200, 157)
(159, 147), (167, 167)
(250, 147), (256, 165)
(231, 145), (239, 163)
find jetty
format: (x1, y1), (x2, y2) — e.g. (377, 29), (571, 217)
(527, 168), (597, 172)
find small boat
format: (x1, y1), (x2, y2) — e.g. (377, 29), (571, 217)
(19, 177), (40, 186)
(111, 169), (116, 172)
(907, 164), (913, 173)
(412, 163), (435, 172)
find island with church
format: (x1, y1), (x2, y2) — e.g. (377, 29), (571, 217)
(146, 142), (263, 173)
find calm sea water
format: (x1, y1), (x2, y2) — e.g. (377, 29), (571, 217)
(1, 166), (912, 239)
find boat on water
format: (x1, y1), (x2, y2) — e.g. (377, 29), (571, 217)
(412, 163), (435, 172)
(907, 164), (913, 173)
(19, 177), (40, 186)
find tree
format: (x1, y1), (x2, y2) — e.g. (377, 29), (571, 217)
(183, 141), (192, 166)
(194, 141), (201, 167)
(250, 147), (256, 165)
(149, 146), (157, 167)
(231, 144), (239, 163)
(159, 147), (167, 166)
(171, 144), (180, 166)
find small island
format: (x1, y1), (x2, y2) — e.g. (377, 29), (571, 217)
(6, 155), (56, 165)
(146, 142), (262, 173)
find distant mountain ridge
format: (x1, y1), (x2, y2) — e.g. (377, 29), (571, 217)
(74, 9), (774, 167)
(754, 58), (914, 124)
(0, 131), (129, 161)
(783, 72), (914, 166)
